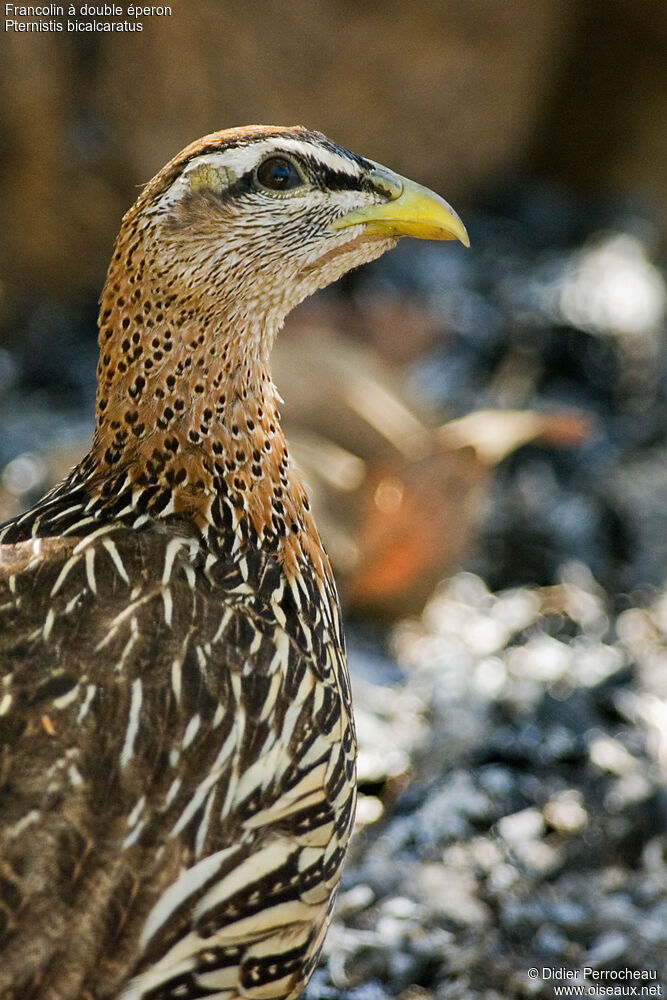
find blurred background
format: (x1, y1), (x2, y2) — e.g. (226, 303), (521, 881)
(1, 2), (667, 997)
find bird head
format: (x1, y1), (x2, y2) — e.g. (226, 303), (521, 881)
(109, 125), (468, 358)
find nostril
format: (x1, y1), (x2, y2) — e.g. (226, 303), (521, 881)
(369, 167), (404, 201)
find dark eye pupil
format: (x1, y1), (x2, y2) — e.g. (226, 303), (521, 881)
(257, 157), (302, 191)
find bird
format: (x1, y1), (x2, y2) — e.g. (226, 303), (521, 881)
(0, 124), (468, 1000)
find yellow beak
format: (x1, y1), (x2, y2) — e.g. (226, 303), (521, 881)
(331, 166), (469, 247)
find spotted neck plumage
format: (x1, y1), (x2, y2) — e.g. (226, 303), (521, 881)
(76, 205), (326, 580)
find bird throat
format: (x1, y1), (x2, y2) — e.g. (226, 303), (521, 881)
(80, 254), (327, 582)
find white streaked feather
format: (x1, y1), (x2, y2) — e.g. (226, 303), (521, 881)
(139, 845), (237, 949)
(232, 740), (283, 807)
(50, 554), (81, 597)
(161, 586), (173, 627)
(72, 523), (116, 553)
(192, 840), (294, 921)
(127, 795), (146, 829)
(165, 776), (182, 809)
(120, 931), (201, 1000)
(94, 591), (159, 651)
(182, 713), (201, 749)
(52, 683), (80, 711)
(114, 617), (139, 672)
(120, 678), (143, 768)
(162, 537), (185, 585)
(170, 723), (239, 838)
(102, 537), (131, 583)
(194, 789), (216, 858)
(171, 657), (183, 705)
(42, 606), (56, 641)
(76, 683), (97, 725)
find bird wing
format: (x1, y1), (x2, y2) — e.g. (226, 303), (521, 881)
(0, 523), (354, 999)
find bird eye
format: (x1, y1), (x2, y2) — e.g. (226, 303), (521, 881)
(256, 156), (303, 192)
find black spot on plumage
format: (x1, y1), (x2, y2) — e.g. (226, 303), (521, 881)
(134, 484), (161, 513)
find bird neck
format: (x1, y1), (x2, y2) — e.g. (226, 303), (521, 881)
(80, 262), (327, 581)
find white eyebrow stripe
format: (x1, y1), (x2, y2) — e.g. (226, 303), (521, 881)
(179, 137), (365, 188)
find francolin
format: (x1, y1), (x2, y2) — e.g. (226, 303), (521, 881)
(0, 125), (467, 1000)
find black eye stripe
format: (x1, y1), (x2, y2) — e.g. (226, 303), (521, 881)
(311, 166), (369, 193)
(262, 155), (368, 194)
(184, 151), (371, 205)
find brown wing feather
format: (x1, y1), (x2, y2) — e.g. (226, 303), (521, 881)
(0, 523), (354, 1000)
